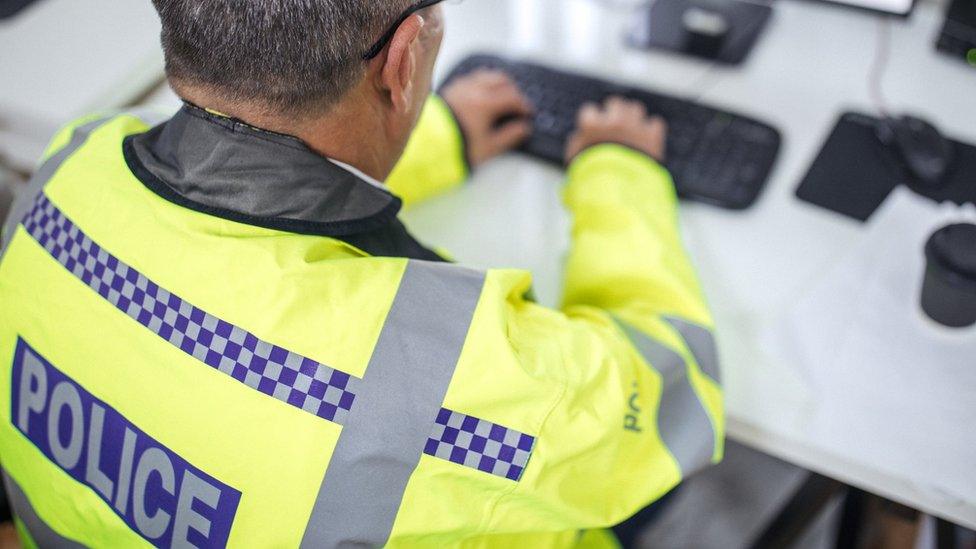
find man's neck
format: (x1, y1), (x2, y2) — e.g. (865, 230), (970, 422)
(174, 84), (396, 182)
(297, 98), (395, 182)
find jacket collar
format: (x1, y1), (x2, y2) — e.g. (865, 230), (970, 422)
(123, 103), (445, 262)
(126, 103), (402, 237)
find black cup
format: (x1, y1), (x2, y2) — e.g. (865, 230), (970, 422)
(921, 223), (976, 328)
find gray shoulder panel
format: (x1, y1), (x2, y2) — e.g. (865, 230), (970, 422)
(1, 116), (115, 259)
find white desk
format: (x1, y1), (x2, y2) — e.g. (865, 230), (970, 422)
(133, 0), (976, 530)
(0, 0), (163, 171)
(398, 0), (976, 530)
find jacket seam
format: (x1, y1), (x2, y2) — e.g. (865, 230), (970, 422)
(478, 303), (572, 537)
(181, 102), (310, 153)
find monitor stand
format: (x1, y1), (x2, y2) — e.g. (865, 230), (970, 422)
(627, 0), (774, 65)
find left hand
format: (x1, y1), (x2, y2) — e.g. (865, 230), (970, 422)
(440, 69), (534, 168)
(564, 97), (668, 164)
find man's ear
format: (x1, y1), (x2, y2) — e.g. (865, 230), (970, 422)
(377, 14), (425, 113)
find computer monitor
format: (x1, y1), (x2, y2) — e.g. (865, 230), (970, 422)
(815, 0), (915, 16)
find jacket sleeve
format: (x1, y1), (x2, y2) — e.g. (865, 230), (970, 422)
(495, 144), (724, 530)
(385, 95), (469, 208)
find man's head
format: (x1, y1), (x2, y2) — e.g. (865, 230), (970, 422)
(151, 0), (446, 177)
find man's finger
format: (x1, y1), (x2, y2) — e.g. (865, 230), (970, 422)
(577, 103), (602, 126)
(485, 88), (534, 115)
(472, 70), (510, 87)
(626, 101), (648, 119)
(646, 116), (668, 161)
(564, 133), (584, 164)
(605, 97), (635, 123)
(484, 73), (520, 90)
(605, 96), (628, 112)
(646, 116), (668, 135)
(491, 119), (533, 153)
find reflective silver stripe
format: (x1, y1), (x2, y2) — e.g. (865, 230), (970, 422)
(2, 471), (86, 549)
(619, 321), (716, 477)
(300, 261), (486, 548)
(1, 117), (113, 259)
(664, 316), (721, 383)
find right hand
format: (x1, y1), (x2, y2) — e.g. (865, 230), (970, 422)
(564, 97), (668, 164)
(440, 69), (534, 169)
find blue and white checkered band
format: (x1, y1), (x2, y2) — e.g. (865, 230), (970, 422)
(22, 193), (359, 424)
(425, 408), (535, 481)
(21, 192), (536, 481)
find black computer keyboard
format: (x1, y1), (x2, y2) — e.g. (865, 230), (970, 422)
(441, 54), (782, 209)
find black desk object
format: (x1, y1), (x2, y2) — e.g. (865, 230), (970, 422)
(0, 0), (40, 20)
(442, 54), (782, 210)
(796, 112), (976, 222)
(627, 0), (773, 65)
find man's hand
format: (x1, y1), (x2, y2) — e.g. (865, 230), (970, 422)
(440, 70), (533, 168)
(565, 97), (667, 164)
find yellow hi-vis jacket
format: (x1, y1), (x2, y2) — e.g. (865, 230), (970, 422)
(0, 96), (723, 548)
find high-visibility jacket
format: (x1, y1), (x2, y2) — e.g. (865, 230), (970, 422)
(0, 95), (723, 548)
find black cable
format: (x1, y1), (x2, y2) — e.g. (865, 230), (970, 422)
(869, 15), (894, 117)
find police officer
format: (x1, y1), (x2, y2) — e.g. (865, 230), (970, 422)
(0, 0), (723, 547)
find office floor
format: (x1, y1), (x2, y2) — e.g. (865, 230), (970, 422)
(635, 440), (843, 549)
(633, 444), (976, 549)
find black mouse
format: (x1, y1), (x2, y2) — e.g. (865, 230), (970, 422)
(682, 6), (730, 57)
(877, 115), (955, 189)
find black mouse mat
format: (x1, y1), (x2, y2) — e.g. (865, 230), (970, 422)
(627, 0), (773, 65)
(0, 0), (41, 19)
(796, 112), (976, 222)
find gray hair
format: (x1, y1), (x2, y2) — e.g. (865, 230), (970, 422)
(151, 0), (411, 114)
